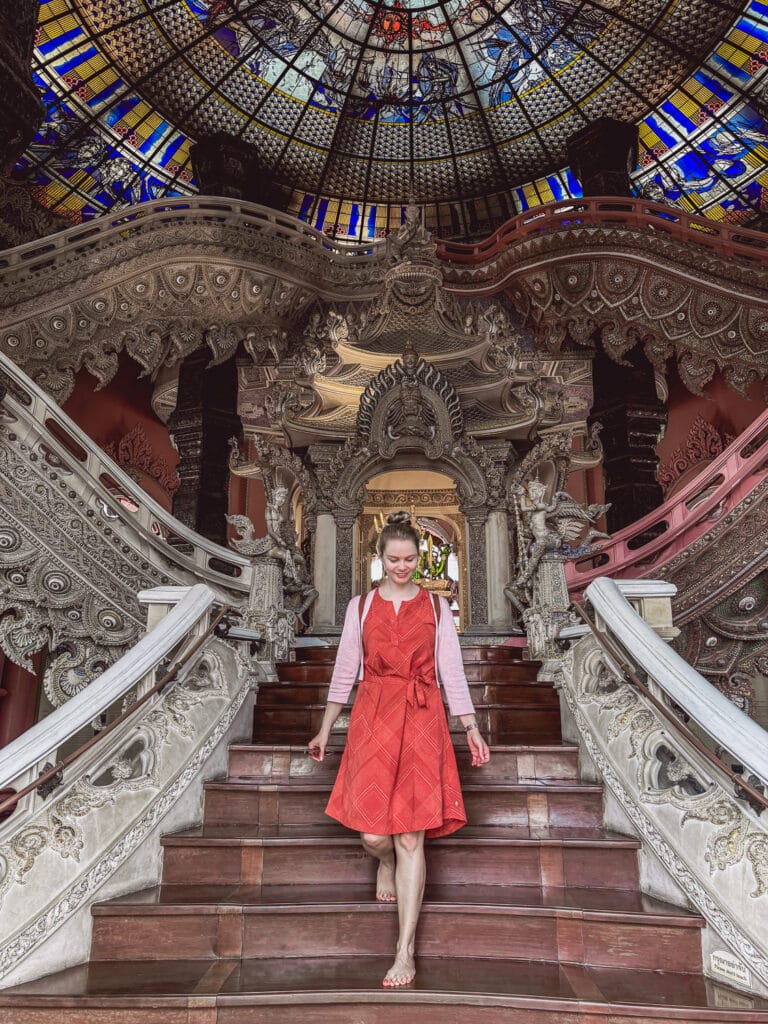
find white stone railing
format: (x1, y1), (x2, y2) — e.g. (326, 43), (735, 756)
(0, 585), (263, 988)
(0, 195), (387, 283)
(0, 349), (251, 591)
(0, 351), (283, 702)
(0, 584), (217, 799)
(560, 578), (768, 996)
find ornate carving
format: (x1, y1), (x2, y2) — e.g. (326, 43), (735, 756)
(102, 424), (179, 499)
(511, 480), (610, 595)
(557, 639), (768, 988)
(365, 487), (457, 507)
(227, 501), (317, 627)
(657, 476), (768, 717)
(0, 640), (255, 981)
(357, 342), (463, 449)
(658, 416), (735, 494)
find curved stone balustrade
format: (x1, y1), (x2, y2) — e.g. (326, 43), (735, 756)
(561, 578), (768, 996)
(0, 352), (254, 703)
(0, 584), (216, 797)
(437, 197), (768, 268)
(438, 198), (768, 395)
(0, 196), (767, 401)
(566, 407), (768, 596)
(0, 585), (262, 989)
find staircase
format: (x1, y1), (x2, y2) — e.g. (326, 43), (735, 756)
(2, 645), (768, 1022)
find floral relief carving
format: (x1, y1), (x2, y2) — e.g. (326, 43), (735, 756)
(3, 205), (768, 404)
(559, 640), (768, 986)
(102, 424), (179, 498)
(657, 416), (735, 493)
(0, 417), (176, 704)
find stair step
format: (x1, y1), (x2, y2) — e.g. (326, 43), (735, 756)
(252, 705), (563, 744)
(276, 663), (542, 684)
(7, 957), (767, 1023)
(292, 645), (532, 665)
(89, 882), (703, 969)
(261, 680), (559, 705)
(227, 743), (580, 783)
(202, 780), (603, 829)
(160, 825), (641, 889)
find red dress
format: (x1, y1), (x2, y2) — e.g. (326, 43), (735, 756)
(325, 587), (467, 838)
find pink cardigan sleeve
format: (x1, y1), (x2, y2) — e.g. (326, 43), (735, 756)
(326, 597), (362, 705)
(435, 596), (475, 718)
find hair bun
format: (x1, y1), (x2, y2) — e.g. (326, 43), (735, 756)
(386, 510), (412, 526)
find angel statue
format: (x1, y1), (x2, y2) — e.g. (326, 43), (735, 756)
(227, 490), (318, 627)
(505, 479), (610, 612)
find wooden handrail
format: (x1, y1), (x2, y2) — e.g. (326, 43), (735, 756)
(572, 600), (768, 813)
(0, 605), (234, 818)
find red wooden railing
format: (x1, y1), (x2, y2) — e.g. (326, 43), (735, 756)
(565, 407), (768, 598)
(436, 197), (768, 268)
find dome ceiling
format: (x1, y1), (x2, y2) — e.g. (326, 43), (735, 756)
(13, 0), (768, 238)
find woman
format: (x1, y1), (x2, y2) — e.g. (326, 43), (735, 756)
(308, 512), (491, 988)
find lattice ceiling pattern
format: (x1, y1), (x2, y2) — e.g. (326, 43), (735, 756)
(12, 0), (768, 239)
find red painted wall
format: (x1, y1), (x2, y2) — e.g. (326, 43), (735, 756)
(62, 355), (180, 510)
(657, 366), (767, 493)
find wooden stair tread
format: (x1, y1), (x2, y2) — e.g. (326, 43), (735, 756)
(162, 823), (641, 846)
(229, 742), (579, 753)
(4, 957), (767, 1019)
(93, 883), (702, 923)
(204, 779), (603, 793)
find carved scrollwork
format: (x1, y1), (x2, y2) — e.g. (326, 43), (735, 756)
(357, 342), (463, 447)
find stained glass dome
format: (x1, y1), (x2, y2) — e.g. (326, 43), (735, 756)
(13, 0), (768, 239)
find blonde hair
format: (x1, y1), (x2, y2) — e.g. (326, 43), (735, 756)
(377, 510), (420, 556)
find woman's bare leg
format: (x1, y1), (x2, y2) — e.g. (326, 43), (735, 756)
(361, 832), (396, 902)
(383, 830), (426, 987)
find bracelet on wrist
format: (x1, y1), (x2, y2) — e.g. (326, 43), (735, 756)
(464, 722), (479, 732)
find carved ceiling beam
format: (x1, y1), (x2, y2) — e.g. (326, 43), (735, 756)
(0, 260), (317, 403)
(442, 227), (768, 396)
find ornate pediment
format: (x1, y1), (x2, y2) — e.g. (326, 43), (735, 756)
(357, 342), (463, 457)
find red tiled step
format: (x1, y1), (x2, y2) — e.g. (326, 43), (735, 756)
(5, 957), (768, 1023)
(261, 679), (558, 706)
(227, 743), (580, 784)
(201, 780), (603, 829)
(252, 705), (562, 744)
(276, 662), (542, 684)
(89, 884), (703, 970)
(159, 825), (641, 889)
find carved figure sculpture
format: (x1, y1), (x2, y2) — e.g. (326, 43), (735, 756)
(227, 497), (318, 626)
(505, 479), (610, 610)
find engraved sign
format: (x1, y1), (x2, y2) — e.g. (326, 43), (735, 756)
(710, 949), (751, 988)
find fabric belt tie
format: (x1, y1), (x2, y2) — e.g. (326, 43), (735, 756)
(366, 672), (434, 708)
(407, 673), (433, 708)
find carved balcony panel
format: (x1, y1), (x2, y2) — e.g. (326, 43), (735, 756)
(0, 353), (251, 702)
(560, 581), (768, 996)
(1, 197), (768, 407)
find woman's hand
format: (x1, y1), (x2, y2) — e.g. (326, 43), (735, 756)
(308, 731), (328, 762)
(467, 729), (490, 767)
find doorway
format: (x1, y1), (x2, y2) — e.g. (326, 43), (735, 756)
(357, 469), (467, 629)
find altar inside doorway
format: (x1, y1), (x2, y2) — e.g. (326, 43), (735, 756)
(358, 469), (467, 630)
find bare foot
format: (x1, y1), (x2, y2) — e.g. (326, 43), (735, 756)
(382, 953), (415, 987)
(376, 858), (397, 902)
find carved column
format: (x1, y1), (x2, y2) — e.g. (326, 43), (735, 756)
(191, 133), (287, 210)
(464, 509), (490, 632)
(566, 117), (638, 197)
(589, 345), (667, 532)
(334, 513), (357, 626)
(486, 509), (513, 630)
(168, 349), (241, 546)
(311, 511), (337, 630)
(0, 2), (44, 173)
